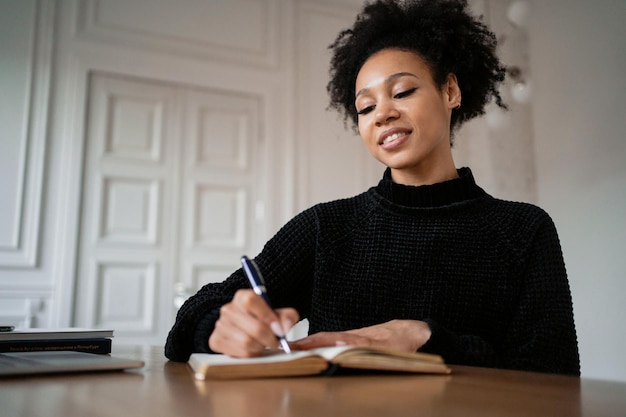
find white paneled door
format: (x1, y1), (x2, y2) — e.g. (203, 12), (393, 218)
(74, 73), (265, 344)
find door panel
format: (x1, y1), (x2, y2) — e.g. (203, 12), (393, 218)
(74, 74), (180, 343)
(75, 73), (265, 344)
(180, 89), (263, 295)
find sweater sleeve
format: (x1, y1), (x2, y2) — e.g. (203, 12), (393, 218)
(164, 208), (319, 362)
(420, 214), (580, 376)
(164, 271), (246, 362)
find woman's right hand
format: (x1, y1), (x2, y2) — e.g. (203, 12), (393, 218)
(208, 289), (299, 358)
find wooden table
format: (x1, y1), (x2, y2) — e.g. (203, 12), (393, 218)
(1, 346), (625, 417)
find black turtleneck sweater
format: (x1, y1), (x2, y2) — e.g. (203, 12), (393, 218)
(165, 168), (580, 375)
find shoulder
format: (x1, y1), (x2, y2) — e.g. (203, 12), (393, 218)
(489, 197), (556, 230)
(485, 197), (553, 225)
(480, 197), (561, 253)
(288, 190), (375, 233)
(309, 190), (374, 216)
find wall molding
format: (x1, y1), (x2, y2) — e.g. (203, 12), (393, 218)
(0, 0), (54, 268)
(74, 0), (281, 69)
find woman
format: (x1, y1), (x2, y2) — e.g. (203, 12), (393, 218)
(165, 0), (580, 375)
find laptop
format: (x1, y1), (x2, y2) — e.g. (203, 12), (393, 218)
(0, 350), (144, 376)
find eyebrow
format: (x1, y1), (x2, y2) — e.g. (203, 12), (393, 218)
(355, 72), (419, 99)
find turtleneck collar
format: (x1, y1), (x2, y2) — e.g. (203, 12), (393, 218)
(374, 167), (487, 208)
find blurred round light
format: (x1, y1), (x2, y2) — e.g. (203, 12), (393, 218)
(485, 101), (512, 130)
(511, 80), (533, 103)
(507, 1), (532, 27)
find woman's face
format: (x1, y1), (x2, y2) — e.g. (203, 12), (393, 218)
(355, 48), (460, 185)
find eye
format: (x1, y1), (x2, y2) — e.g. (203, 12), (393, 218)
(394, 87), (417, 99)
(356, 105), (375, 116)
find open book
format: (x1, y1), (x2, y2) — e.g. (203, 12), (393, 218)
(189, 346), (450, 379)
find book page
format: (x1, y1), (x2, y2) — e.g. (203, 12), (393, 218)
(190, 350), (317, 366)
(307, 346), (357, 361)
(307, 346), (443, 363)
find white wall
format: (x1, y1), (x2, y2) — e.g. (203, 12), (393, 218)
(528, 0), (626, 382)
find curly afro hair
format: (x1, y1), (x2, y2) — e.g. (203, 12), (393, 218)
(327, 0), (507, 141)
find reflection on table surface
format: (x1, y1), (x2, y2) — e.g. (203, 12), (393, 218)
(1, 345), (624, 417)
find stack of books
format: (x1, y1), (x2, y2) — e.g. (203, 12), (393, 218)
(0, 328), (114, 354)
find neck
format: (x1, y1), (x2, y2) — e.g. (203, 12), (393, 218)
(376, 167), (486, 208)
(390, 159), (459, 186)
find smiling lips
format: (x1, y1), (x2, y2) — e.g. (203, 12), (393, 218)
(379, 128), (412, 148)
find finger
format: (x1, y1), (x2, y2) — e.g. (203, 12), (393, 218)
(209, 317), (266, 357)
(232, 290), (284, 330)
(209, 297), (278, 356)
(232, 290), (299, 342)
(275, 308), (300, 334)
(220, 298), (281, 351)
(291, 332), (350, 350)
(210, 290), (298, 356)
(209, 306), (270, 357)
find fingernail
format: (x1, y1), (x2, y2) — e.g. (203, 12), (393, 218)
(283, 319), (294, 332)
(270, 321), (285, 337)
(335, 341), (347, 346)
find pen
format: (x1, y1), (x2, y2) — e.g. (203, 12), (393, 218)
(240, 255), (292, 353)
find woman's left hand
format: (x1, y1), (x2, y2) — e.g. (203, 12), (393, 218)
(290, 319), (432, 352)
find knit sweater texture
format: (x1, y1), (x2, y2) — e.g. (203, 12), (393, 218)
(165, 168), (580, 375)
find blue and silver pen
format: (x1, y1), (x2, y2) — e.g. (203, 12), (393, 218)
(240, 255), (292, 353)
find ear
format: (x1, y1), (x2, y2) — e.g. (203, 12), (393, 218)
(444, 73), (462, 109)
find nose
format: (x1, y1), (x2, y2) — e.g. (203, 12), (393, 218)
(374, 99), (400, 126)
